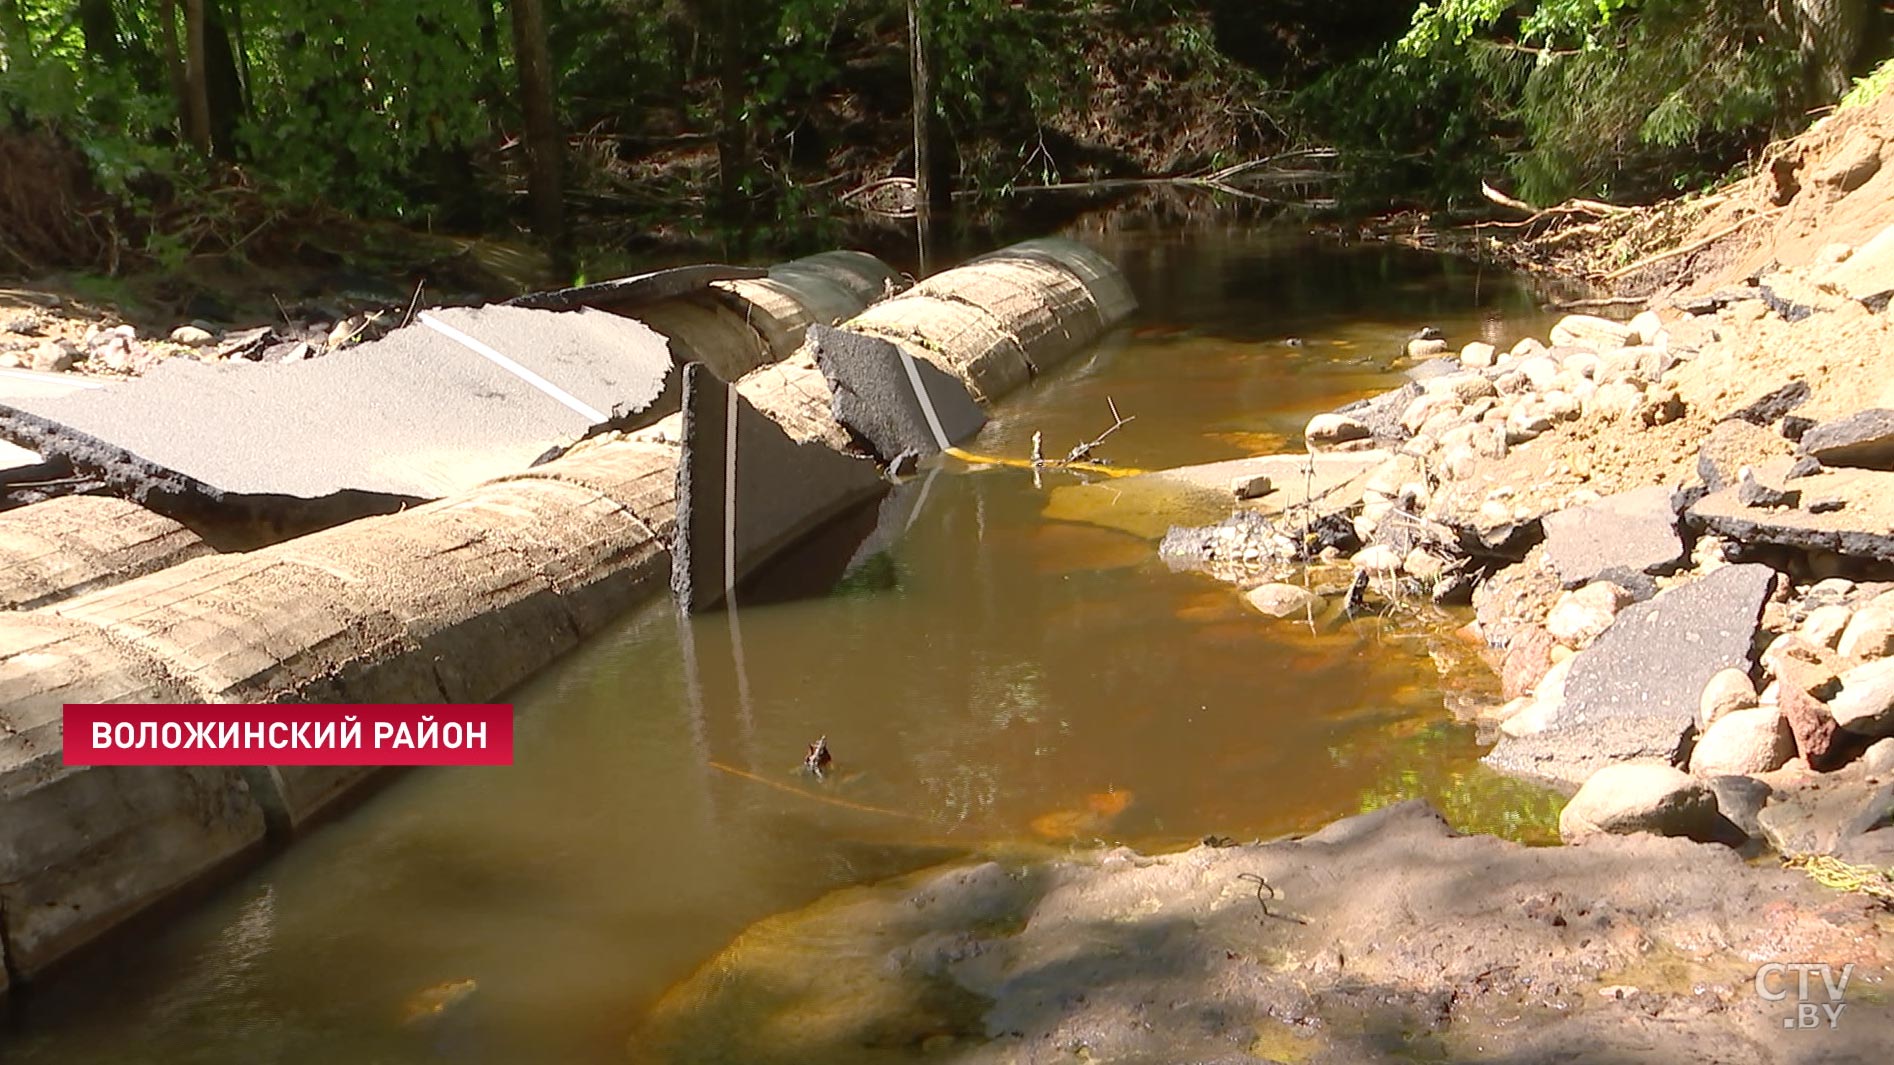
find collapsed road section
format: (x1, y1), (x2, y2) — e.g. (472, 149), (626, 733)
(0, 252), (899, 540)
(0, 236), (1134, 996)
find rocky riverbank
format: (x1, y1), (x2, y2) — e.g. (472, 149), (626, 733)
(634, 112), (1894, 1058)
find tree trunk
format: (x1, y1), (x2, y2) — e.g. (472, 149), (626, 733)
(475, 0), (505, 105)
(907, 0), (934, 276)
(1790, 0), (1870, 103)
(77, 0), (121, 62)
(715, 0), (748, 224)
(205, 0), (245, 156)
(508, 0), (571, 276)
(181, 0), (212, 155)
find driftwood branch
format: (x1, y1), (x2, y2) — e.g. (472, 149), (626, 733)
(1028, 398), (1135, 472)
(1548, 294), (1648, 310)
(1599, 207), (1785, 280)
(838, 149), (1343, 216)
(1061, 397), (1134, 465)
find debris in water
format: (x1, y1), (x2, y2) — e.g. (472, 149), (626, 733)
(804, 735), (833, 778)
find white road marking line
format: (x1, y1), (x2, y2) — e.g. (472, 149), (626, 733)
(419, 311), (607, 422)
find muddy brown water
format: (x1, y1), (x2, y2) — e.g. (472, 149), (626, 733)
(3, 225), (1570, 1064)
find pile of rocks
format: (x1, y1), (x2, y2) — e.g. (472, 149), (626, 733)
(0, 304), (391, 379)
(1169, 248), (1894, 861)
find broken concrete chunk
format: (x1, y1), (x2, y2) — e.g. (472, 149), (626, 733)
(1228, 473), (1273, 500)
(1721, 380), (1809, 426)
(1539, 485), (1685, 589)
(1690, 458), (1894, 565)
(1737, 467), (1800, 509)
(809, 325), (986, 463)
(1697, 418), (1795, 493)
(0, 305), (677, 530)
(1798, 408), (1894, 471)
(1485, 564), (1776, 788)
(671, 362), (887, 612)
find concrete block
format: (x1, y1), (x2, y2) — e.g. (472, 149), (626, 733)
(810, 325), (986, 463)
(672, 362), (887, 611)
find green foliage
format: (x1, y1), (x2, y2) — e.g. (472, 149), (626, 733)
(1842, 55), (1894, 110)
(234, 3), (495, 215)
(1293, 39), (1517, 208)
(1383, 0), (1807, 203)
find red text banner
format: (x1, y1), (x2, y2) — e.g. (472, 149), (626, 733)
(62, 704), (514, 766)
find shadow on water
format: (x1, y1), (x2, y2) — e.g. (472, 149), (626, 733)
(1, 219), (1570, 1065)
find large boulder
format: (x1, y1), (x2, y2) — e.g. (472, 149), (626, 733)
(1831, 657), (1894, 737)
(1698, 667), (1759, 729)
(1550, 314), (1637, 349)
(1559, 762), (1722, 843)
(1304, 412), (1372, 450)
(1544, 580), (1632, 648)
(1838, 605), (1894, 661)
(1780, 683), (1856, 770)
(1756, 777), (1894, 857)
(1245, 582), (1321, 619)
(1689, 707), (1795, 776)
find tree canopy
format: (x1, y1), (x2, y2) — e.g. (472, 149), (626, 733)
(0, 0), (1886, 276)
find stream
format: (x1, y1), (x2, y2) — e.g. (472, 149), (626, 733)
(4, 221), (1568, 1064)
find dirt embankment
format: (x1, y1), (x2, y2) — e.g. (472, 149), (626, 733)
(1495, 88), (1894, 297)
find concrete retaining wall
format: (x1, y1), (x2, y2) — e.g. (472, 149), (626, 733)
(0, 237), (1133, 994)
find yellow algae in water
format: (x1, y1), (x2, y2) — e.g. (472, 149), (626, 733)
(1027, 522), (1152, 574)
(1207, 430), (1291, 454)
(1042, 478), (1230, 540)
(400, 978), (477, 1025)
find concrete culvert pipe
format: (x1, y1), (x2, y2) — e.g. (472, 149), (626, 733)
(843, 236), (1137, 407)
(0, 495), (212, 610)
(0, 235), (1135, 995)
(637, 251), (901, 383)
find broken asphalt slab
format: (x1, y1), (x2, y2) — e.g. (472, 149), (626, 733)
(809, 324), (987, 463)
(0, 305), (674, 529)
(1798, 408), (1894, 470)
(1485, 563), (1776, 789)
(1539, 484), (1687, 589)
(504, 264), (766, 312)
(671, 362), (887, 612)
(1690, 457), (1894, 564)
